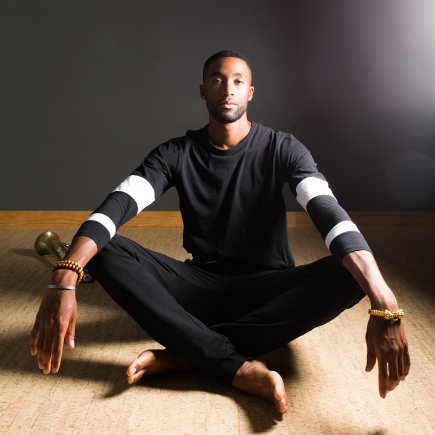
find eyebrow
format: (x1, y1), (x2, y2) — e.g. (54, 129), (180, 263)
(208, 70), (248, 79)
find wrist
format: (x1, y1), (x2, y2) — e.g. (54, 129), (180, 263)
(368, 286), (399, 311)
(49, 269), (78, 287)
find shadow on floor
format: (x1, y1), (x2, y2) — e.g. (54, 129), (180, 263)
(0, 330), (304, 433)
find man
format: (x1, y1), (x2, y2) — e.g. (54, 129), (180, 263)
(30, 50), (410, 414)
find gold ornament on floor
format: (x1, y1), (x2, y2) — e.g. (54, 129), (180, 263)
(368, 308), (405, 321)
(34, 231), (93, 283)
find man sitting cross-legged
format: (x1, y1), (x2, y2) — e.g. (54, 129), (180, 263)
(30, 50), (410, 414)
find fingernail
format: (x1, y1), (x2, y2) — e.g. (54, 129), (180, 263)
(131, 368), (136, 375)
(71, 340), (75, 348)
(39, 364), (43, 369)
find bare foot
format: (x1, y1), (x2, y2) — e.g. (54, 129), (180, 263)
(232, 358), (288, 414)
(126, 349), (196, 384)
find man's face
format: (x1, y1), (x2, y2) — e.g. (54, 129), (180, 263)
(200, 57), (254, 124)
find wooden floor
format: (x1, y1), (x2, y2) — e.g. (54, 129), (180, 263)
(0, 226), (434, 434)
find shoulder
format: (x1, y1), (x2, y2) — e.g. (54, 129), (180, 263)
(252, 122), (310, 160)
(147, 126), (206, 159)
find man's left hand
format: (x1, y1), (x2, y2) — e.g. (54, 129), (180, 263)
(365, 315), (410, 398)
(342, 250), (411, 398)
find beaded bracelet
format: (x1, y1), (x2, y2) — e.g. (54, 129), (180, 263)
(52, 260), (84, 285)
(368, 308), (405, 321)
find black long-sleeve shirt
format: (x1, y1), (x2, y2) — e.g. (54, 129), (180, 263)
(75, 121), (371, 269)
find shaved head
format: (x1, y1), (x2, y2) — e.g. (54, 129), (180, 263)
(203, 50), (252, 83)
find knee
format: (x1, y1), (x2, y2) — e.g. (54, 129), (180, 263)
(344, 275), (366, 309)
(86, 237), (119, 276)
(324, 257), (366, 307)
(86, 250), (105, 277)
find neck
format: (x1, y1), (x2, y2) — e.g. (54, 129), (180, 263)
(207, 115), (252, 150)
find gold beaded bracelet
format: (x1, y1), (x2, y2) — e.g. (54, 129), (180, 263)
(52, 260), (84, 285)
(368, 308), (405, 321)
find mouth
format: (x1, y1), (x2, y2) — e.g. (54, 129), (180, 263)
(219, 100), (237, 109)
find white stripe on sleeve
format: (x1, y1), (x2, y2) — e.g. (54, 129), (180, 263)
(86, 213), (117, 239)
(295, 177), (336, 210)
(112, 175), (155, 213)
(325, 221), (360, 249)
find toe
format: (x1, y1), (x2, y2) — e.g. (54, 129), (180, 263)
(270, 373), (286, 399)
(126, 362), (137, 377)
(128, 368), (146, 384)
(270, 372), (287, 413)
(126, 365), (136, 377)
(126, 351), (154, 377)
(275, 398), (288, 414)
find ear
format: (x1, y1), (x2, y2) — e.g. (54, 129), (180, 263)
(199, 84), (206, 100)
(248, 86), (255, 101)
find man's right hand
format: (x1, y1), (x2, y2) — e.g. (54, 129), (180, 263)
(30, 270), (78, 374)
(30, 235), (97, 374)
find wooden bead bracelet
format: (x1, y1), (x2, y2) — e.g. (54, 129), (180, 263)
(52, 260), (84, 285)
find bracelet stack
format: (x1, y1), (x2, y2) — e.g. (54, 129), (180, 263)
(368, 308), (405, 321)
(52, 260), (84, 285)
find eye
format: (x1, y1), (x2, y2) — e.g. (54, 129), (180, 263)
(235, 79), (244, 85)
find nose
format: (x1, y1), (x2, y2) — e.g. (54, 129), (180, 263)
(222, 81), (234, 97)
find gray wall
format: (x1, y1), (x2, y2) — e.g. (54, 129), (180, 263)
(2, 0), (435, 212)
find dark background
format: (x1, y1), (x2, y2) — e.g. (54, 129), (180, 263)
(2, 0), (435, 212)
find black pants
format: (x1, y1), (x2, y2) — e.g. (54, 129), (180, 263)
(86, 234), (365, 386)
